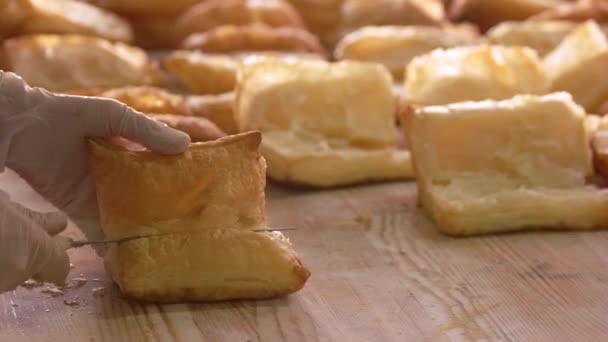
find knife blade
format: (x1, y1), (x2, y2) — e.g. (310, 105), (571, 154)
(68, 228), (297, 248)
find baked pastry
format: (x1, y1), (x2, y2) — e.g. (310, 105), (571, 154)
(0, 0), (133, 42)
(88, 132), (310, 302)
(236, 58), (413, 187)
(128, 16), (179, 49)
(530, 0), (608, 22)
(487, 20), (579, 56)
(187, 92), (239, 134)
(334, 24), (480, 80)
(83, 86), (191, 115)
(148, 114), (226, 142)
(401, 92), (608, 236)
(175, 0), (304, 41)
(543, 20), (608, 113)
(448, 0), (561, 31)
(181, 25), (327, 56)
(284, 0), (344, 48)
(405, 45), (550, 106)
(84, 0), (201, 16)
(164, 50), (323, 94)
(2, 34), (160, 92)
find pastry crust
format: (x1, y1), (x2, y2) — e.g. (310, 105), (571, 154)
(405, 45), (550, 106)
(401, 92), (608, 236)
(94, 86), (191, 115)
(187, 92), (239, 134)
(236, 58), (413, 186)
(89, 132), (310, 302)
(487, 20), (578, 56)
(448, 0), (560, 31)
(0, 0), (133, 42)
(85, 0), (201, 16)
(334, 24), (480, 80)
(543, 20), (608, 113)
(148, 114), (226, 142)
(164, 50), (323, 95)
(175, 0), (304, 41)
(530, 0), (608, 22)
(180, 25), (327, 56)
(2, 34), (160, 92)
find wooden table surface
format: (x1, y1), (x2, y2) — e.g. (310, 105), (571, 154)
(1, 169), (608, 342)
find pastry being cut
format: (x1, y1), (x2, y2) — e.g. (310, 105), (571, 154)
(164, 50), (323, 94)
(0, 0), (133, 42)
(175, 0), (304, 41)
(236, 58), (413, 187)
(149, 114), (226, 142)
(2, 35), (160, 92)
(187, 92), (239, 134)
(448, 0), (561, 31)
(405, 45), (550, 106)
(88, 132), (310, 302)
(543, 20), (608, 113)
(487, 20), (579, 56)
(181, 25), (327, 56)
(401, 92), (608, 236)
(334, 24), (480, 80)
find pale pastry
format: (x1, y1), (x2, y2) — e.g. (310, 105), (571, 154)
(530, 0), (608, 22)
(448, 0), (561, 31)
(187, 92), (239, 135)
(0, 0), (133, 42)
(128, 16), (179, 49)
(401, 92), (608, 236)
(592, 129), (608, 177)
(487, 20), (579, 56)
(543, 20), (608, 113)
(175, 0), (304, 41)
(2, 35), (160, 92)
(334, 24), (480, 80)
(89, 132), (310, 302)
(84, 0), (201, 16)
(181, 25), (327, 57)
(236, 58), (413, 186)
(405, 45), (550, 106)
(148, 114), (226, 142)
(164, 50), (323, 95)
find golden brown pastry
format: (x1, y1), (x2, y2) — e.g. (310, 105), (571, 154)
(180, 25), (327, 56)
(448, 0), (561, 31)
(0, 0), (133, 42)
(401, 92), (608, 236)
(486, 20), (579, 56)
(96, 87), (191, 115)
(543, 20), (608, 113)
(89, 132), (310, 302)
(530, 0), (608, 22)
(187, 92), (239, 134)
(128, 16), (179, 49)
(284, 0), (344, 48)
(2, 34), (160, 92)
(334, 24), (480, 80)
(148, 114), (226, 142)
(164, 50), (323, 95)
(236, 58), (413, 187)
(405, 45), (550, 106)
(175, 0), (304, 41)
(84, 0), (201, 17)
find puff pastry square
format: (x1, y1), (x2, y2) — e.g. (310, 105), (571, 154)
(405, 45), (550, 106)
(0, 0), (133, 42)
(543, 20), (608, 113)
(334, 24), (480, 80)
(2, 34), (159, 92)
(236, 58), (413, 187)
(89, 132), (310, 302)
(401, 92), (608, 236)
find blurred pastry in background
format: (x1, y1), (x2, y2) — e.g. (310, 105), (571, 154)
(84, 0), (201, 17)
(128, 16), (180, 49)
(487, 20), (579, 56)
(530, 0), (608, 22)
(187, 92), (239, 134)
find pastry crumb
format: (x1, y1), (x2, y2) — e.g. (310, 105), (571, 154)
(21, 279), (43, 288)
(41, 286), (64, 297)
(68, 277), (87, 288)
(45, 309), (50, 313)
(355, 213), (371, 226)
(63, 298), (80, 306)
(91, 278), (104, 283)
(92, 287), (106, 297)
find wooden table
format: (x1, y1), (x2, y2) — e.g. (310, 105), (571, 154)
(1, 169), (608, 342)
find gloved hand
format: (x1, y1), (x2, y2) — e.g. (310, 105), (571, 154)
(0, 192), (70, 292)
(0, 71), (191, 258)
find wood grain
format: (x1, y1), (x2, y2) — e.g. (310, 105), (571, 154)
(1, 169), (608, 342)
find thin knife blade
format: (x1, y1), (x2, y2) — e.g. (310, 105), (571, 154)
(68, 228), (297, 248)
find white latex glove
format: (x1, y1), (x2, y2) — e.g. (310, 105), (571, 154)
(0, 193), (70, 292)
(0, 71), (191, 256)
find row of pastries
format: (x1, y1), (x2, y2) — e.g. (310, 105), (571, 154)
(3, 0), (608, 303)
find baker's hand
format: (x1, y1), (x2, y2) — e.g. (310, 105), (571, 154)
(0, 71), (191, 254)
(0, 194), (70, 292)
